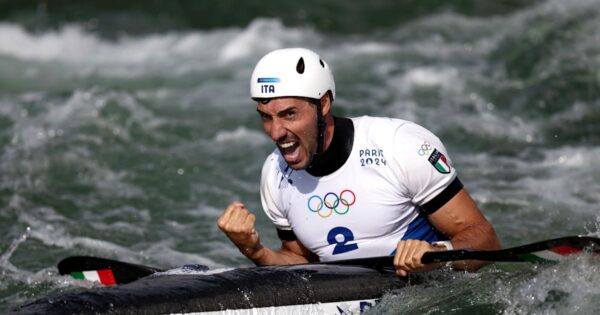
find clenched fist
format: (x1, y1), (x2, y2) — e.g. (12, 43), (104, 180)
(217, 201), (262, 258)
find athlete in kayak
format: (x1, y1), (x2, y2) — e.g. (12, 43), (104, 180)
(218, 48), (501, 276)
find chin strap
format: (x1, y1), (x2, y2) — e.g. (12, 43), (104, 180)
(316, 101), (326, 154)
(308, 98), (326, 169)
(308, 99), (327, 168)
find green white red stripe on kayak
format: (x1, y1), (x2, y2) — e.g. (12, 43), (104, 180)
(519, 244), (589, 263)
(70, 269), (116, 286)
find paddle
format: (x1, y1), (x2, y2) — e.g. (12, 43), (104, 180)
(58, 235), (599, 285)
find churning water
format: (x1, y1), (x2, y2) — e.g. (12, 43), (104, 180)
(1, 0), (599, 313)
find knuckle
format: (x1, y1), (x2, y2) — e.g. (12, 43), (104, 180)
(411, 256), (420, 265)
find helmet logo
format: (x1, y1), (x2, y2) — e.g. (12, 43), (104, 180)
(261, 85), (276, 93)
(257, 77), (279, 94)
(296, 57), (305, 74)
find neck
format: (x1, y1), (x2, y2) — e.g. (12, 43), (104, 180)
(306, 116), (354, 177)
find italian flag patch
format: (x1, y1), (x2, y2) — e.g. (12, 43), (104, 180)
(428, 149), (451, 174)
(71, 269), (116, 286)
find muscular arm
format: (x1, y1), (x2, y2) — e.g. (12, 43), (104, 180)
(428, 188), (501, 270)
(394, 188), (501, 275)
(247, 239), (318, 265)
(217, 201), (317, 266)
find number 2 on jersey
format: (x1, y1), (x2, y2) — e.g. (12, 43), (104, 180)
(327, 226), (358, 255)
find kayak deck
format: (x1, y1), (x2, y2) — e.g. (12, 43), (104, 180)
(11, 263), (412, 314)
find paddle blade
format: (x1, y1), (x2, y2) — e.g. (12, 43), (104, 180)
(58, 256), (164, 285)
(422, 235), (600, 264)
(517, 236), (600, 263)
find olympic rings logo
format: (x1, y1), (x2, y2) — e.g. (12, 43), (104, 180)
(418, 142), (432, 156)
(307, 190), (356, 218)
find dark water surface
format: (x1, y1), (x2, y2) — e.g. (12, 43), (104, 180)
(1, 0), (599, 313)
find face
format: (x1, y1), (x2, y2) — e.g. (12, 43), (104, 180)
(256, 97), (319, 170)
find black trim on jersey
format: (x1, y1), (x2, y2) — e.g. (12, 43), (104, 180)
(276, 228), (298, 241)
(306, 116), (354, 177)
(420, 177), (464, 215)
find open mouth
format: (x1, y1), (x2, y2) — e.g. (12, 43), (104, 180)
(278, 141), (301, 163)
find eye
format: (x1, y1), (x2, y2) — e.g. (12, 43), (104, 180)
(284, 110), (296, 119)
(257, 111), (270, 121)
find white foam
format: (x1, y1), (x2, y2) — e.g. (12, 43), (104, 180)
(499, 255), (600, 314)
(220, 19), (318, 62)
(16, 208), (135, 257)
(88, 221), (146, 236)
(336, 41), (399, 56)
(0, 23), (214, 64)
(0, 18), (321, 79)
(182, 204), (227, 218)
(72, 154), (146, 199)
(400, 66), (461, 91)
(0, 23), (89, 61)
(0, 227), (30, 273)
(0, 87), (169, 201)
(214, 126), (269, 146)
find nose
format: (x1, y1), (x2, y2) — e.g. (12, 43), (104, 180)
(268, 118), (286, 142)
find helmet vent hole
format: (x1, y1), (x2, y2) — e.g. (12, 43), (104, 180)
(296, 57), (305, 74)
(319, 59), (325, 67)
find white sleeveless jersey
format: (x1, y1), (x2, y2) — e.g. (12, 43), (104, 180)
(260, 116), (458, 261)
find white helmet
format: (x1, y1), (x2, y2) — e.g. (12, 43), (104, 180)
(250, 48), (335, 101)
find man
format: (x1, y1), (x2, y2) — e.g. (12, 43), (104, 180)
(218, 48), (501, 276)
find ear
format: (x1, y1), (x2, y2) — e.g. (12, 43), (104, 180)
(320, 93), (332, 116)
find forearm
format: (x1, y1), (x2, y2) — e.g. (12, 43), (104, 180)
(448, 222), (501, 271)
(242, 243), (312, 266)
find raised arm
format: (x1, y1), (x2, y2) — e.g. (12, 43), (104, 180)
(217, 201), (317, 265)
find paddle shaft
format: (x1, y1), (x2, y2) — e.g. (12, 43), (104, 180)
(322, 235), (600, 267)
